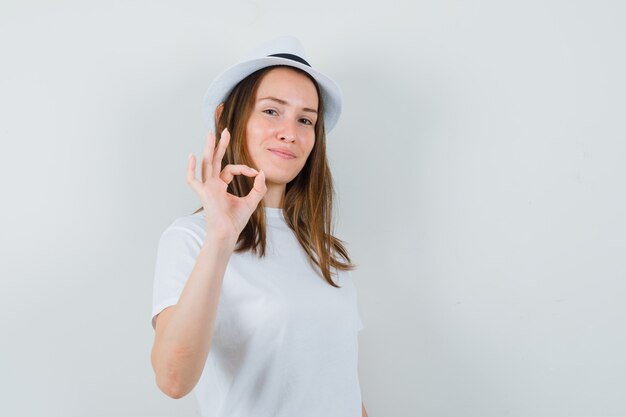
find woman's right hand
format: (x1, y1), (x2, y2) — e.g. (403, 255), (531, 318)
(186, 128), (267, 243)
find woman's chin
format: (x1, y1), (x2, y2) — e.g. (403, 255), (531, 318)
(263, 172), (298, 186)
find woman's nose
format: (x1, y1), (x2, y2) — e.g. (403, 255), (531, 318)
(278, 119), (298, 142)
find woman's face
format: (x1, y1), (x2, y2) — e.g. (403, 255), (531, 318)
(245, 67), (319, 190)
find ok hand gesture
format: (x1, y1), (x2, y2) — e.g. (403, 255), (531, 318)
(187, 128), (267, 243)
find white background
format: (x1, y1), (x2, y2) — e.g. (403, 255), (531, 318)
(1, 1), (625, 416)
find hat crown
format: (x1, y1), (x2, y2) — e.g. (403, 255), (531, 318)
(241, 35), (308, 62)
(202, 35), (342, 133)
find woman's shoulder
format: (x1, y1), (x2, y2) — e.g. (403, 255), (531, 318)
(160, 211), (207, 245)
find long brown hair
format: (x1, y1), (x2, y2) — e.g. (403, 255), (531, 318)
(192, 65), (355, 287)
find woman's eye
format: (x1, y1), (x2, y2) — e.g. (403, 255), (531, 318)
(300, 118), (313, 126)
(263, 109), (278, 116)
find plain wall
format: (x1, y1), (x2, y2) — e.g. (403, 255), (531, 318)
(1, 0), (625, 416)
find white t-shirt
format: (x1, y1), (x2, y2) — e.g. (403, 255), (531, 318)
(151, 207), (364, 417)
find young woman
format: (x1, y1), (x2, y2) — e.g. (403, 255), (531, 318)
(150, 36), (368, 417)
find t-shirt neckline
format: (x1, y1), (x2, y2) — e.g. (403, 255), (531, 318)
(264, 207), (284, 219)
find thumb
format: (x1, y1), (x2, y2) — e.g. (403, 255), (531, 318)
(244, 169), (267, 208)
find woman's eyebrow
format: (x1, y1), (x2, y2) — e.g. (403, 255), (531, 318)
(258, 96), (318, 114)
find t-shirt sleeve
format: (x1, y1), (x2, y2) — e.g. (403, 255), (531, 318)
(347, 269), (365, 333)
(356, 311), (364, 333)
(151, 225), (203, 330)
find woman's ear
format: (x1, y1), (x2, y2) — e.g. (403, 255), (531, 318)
(215, 103), (224, 125)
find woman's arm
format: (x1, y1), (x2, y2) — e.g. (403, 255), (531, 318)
(362, 402), (369, 417)
(151, 236), (236, 399)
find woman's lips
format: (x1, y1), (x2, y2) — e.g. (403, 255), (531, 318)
(268, 149), (296, 159)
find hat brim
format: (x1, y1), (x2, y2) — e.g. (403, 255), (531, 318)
(202, 56), (342, 133)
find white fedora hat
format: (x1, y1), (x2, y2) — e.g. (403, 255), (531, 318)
(202, 35), (343, 133)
